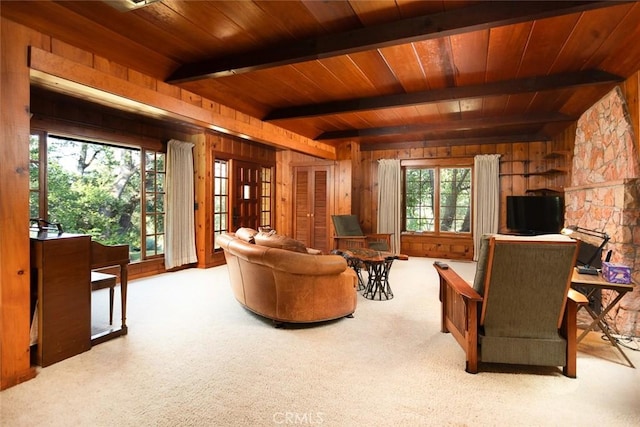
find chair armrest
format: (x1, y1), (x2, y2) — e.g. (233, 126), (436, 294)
(333, 236), (367, 250)
(434, 264), (483, 302)
(567, 288), (589, 305)
(333, 236), (367, 240)
(366, 233), (392, 239)
(562, 288), (587, 378)
(434, 262), (483, 374)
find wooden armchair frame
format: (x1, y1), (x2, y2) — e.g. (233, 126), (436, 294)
(331, 215), (391, 251)
(434, 236), (588, 378)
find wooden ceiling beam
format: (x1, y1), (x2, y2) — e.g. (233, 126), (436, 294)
(167, 1), (628, 84)
(360, 134), (551, 151)
(267, 69), (622, 121)
(316, 113), (576, 140)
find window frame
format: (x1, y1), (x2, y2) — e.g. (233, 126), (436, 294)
(142, 150), (166, 260)
(401, 158), (474, 236)
(260, 165), (273, 229)
(213, 158), (230, 251)
(29, 129), (166, 263)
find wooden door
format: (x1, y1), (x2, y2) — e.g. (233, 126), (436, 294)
(232, 160), (260, 231)
(293, 166), (330, 252)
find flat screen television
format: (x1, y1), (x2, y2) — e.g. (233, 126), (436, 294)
(506, 195), (564, 234)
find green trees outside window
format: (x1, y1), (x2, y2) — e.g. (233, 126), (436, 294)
(30, 133), (165, 262)
(405, 167), (471, 233)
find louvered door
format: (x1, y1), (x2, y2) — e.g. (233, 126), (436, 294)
(293, 166), (330, 252)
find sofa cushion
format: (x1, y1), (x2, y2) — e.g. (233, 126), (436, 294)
(254, 231), (307, 253)
(236, 227), (258, 243)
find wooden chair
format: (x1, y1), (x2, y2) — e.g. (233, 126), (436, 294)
(434, 234), (588, 378)
(331, 214), (391, 251)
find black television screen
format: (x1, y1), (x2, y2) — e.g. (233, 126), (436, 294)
(506, 196), (564, 234)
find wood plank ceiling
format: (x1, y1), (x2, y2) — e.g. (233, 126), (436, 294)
(3, 0), (640, 151)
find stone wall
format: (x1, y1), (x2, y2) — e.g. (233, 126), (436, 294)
(565, 86), (640, 337)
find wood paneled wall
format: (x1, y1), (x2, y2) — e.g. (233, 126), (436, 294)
(274, 149), (351, 246)
(1, 17), (40, 390)
(356, 139), (574, 259)
(198, 132), (277, 268)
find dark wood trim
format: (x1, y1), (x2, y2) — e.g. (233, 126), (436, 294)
(402, 158), (475, 167)
(268, 70), (621, 121)
(167, 2), (627, 83)
(316, 113), (576, 141)
(360, 134), (550, 151)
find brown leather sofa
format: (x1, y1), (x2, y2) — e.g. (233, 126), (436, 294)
(216, 231), (358, 324)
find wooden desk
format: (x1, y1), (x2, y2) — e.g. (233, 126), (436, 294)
(571, 269), (635, 367)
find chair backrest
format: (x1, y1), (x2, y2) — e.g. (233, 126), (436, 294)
(331, 215), (364, 236)
(477, 235), (578, 339)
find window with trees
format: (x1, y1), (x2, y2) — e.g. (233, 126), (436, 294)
(29, 132), (165, 262)
(213, 159), (229, 250)
(404, 163), (472, 234)
(144, 151), (166, 257)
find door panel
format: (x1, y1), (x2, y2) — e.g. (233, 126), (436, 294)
(312, 169), (328, 250)
(294, 169), (310, 243)
(232, 160), (260, 231)
(293, 166), (330, 252)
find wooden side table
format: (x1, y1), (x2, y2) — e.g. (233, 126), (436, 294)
(571, 268), (635, 367)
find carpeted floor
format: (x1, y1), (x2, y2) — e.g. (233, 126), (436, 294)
(1, 257), (639, 426)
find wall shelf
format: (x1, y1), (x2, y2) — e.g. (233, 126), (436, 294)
(526, 187), (564, 195)
(500, 152), (569, 177)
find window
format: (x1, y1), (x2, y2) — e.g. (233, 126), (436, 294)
(405, 168), (435, 231)
(404, 165), (472, 234)
(29, 131), (45, 219)
(260, 166), (273, 228)
(30, 132), (165, 262)
(213, 159), (229, 250)
(144, 151), (166, 258)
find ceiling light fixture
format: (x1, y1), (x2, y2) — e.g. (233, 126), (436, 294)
(105, 0), (162, 12)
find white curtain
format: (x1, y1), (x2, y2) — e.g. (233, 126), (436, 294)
(377, 159), (401, 253)
(165, 139), (197, 269)
(472, 154), (501, 261)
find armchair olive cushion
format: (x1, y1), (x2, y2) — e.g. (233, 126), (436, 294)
(435, 234), (582, 376)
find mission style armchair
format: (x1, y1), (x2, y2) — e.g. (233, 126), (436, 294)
(434, 234), (588, 378)
(331, 215), (392, 251)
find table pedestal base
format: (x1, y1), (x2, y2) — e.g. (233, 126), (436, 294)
(362, 258), (394, 301)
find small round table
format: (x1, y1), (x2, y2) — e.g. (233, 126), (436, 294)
(334, 248), (397, 300)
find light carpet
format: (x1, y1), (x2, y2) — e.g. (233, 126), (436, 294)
(1, 257), (639, 427)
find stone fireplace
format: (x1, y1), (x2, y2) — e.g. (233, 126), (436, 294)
(565, 86), (640, 337)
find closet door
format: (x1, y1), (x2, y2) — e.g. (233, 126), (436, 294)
(293, 166), (330, 252)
